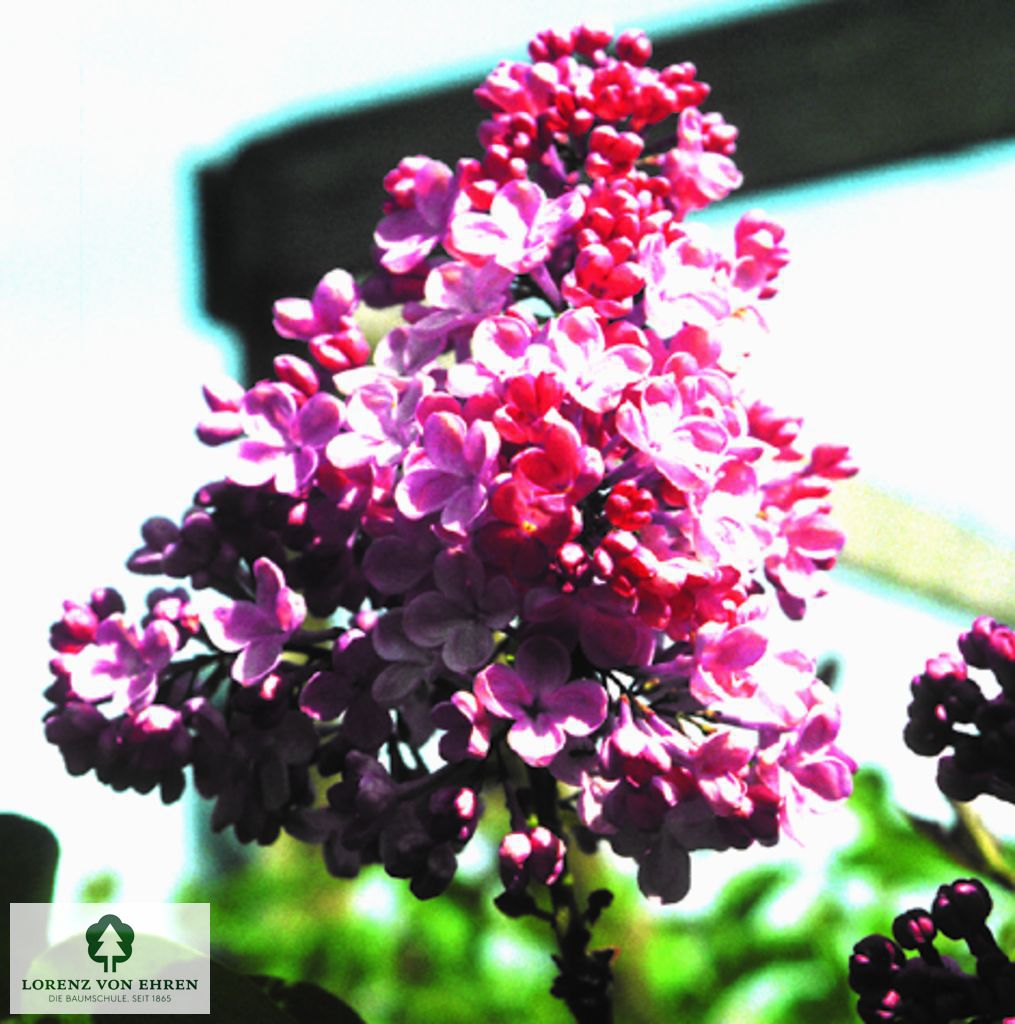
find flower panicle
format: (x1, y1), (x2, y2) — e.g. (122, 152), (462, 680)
(43, 23), (857, 913)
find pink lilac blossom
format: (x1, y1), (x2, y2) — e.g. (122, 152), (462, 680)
(205, 557), (306, 685)
(229, 383), (343, 495)
(475, 636), (608, 767)
(395, 411), (500, 534)
(43, 24), (857, 920)
(67, 616), (179, 713)
(374, 157), (459, 274)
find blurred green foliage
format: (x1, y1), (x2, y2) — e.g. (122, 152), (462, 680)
(173, 768), (1014, 1023)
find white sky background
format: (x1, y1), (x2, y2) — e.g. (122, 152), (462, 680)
(2, 0), (1012, 904)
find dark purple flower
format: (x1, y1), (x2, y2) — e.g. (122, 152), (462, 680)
(431, 691), (491, 762)
(299, 630), (391, 753)
(370, 610), (441, 705)
(402, 548), (517, 674)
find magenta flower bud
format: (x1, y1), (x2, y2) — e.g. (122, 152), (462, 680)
(196, 412), (243, 447)
(50, 601), (99, 653)
(274, 354), (319, 397)
(571, 24), (612, 59)
(426, 786), (481, 844)
(924, 653), (967, 681)
(498, 826), (566, 891)
(615, 29), (652, 66)
(311, 268), (359, 323)
(958, 616), (998, 669)
(140, 516), (180, 551)
(201, 376), (244, 413)
(527, 28), (573, 61)
(272, 297), (318, 340)
(90, 588), (126, 621)
(848, 934), (905, 994)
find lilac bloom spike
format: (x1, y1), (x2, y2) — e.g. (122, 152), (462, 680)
(41, 23), (861, 951)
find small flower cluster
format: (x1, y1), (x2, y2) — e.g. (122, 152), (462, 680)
(44, 24), (856, 908)
(904, 617), (1015, 806)
(849, 878), (1015, 1023)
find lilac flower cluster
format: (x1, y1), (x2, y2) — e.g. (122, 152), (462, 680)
(904, 616), (1015, 805)
(44, 24), (856, 909)
(849, 878), (1015, 1023)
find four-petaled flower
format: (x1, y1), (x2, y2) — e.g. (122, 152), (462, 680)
(449, 179), (584, 275)
(374, 157), (458, 273)
(475, 636), (607, 767)
(230, 383), (343, 495)
(396, 411), (500, 534)
(206, 558), (306, 685)
(69, 616), (179, 714)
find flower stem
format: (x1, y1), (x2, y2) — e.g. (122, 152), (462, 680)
(528, 766), (615, 1024)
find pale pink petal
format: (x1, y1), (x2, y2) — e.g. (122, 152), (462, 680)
(448, 212), (508, 262)
(706, 625), (767, 673)
(792, 758), (854, 801)
(230, 442), (283, 487)
(543, 680), (607, 736)
(233, 636), (282, 684)
(508, 716), (564, 767)
(296, 393), (344, 447)
(795, 703), (842, 756)
(374, 209), (438, 274)
(786, 515), (845, 559)
(422, 412), (468, 474)
(474, 663), (531, 719)
(397, 468), (461, 519)
(441, 482), (486, 534)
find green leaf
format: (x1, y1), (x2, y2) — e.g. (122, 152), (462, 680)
(93, 960), (301, 1024)
(251, 975), (367, 1024)
(2, 812), (60, 1003)
(0, 813), (59, 906)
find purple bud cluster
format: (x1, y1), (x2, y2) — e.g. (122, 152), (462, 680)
(849, 878), (1015, 1023)
(904, 617), (1015, 805)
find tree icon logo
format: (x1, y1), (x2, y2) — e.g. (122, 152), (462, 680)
(85, 914), (134, 973)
